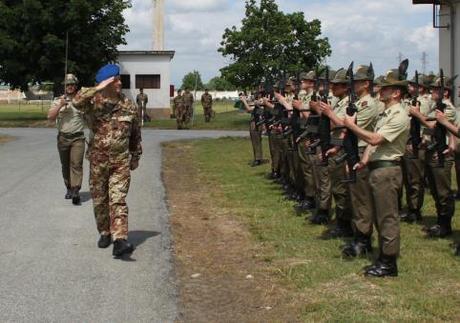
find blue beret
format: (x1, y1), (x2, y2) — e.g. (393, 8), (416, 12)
(95, 64), (120, 83)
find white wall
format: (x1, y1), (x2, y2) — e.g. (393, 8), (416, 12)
(118, 54), (171, 109)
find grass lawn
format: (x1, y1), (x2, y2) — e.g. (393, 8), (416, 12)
(185, 136), (460, 321)
(0, 101), (249, 130)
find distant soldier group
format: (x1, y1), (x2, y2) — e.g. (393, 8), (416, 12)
(172, 88), (214, 129)
(240, 60), (460, 277)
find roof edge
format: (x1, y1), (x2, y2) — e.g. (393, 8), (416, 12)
(118, 50), (175, 59)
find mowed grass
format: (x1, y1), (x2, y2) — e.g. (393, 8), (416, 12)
(0, 101), (249, 130)
(185, 136), (460, 321)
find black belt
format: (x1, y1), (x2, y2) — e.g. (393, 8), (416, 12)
(59, 131), (84, 139)
(368, 160), (401, 171)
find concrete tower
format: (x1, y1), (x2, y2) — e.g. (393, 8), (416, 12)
(153, 0), (165, 50)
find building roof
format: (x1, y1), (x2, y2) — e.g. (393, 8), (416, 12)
(118, 50), (175, 59)
(412, 0), (441, 4)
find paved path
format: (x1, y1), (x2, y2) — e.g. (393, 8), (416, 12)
(0, 128), (246, 322)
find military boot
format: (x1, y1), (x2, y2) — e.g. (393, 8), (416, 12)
(65, 188), (72, 199)
(112, 239), (135, 257)
(401, 209), (422, 224)
(364, 255), (398, 277)
(455, 243), (460, 256)
(71, 188), (81, 205)
(294, 197), (316, 215)
(309, 209), (330, 225)
(98, 234), (112, 248)
(251, 160), (262, 167)
(425, 214), (452, 238)
(327, 217), (354, 239)
(342, 234), (372, 258)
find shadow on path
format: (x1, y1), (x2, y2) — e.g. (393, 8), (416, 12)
(129, 230), (161, 247)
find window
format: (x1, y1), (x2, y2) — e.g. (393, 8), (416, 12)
(121, 74), (131, 89)
(136, 74), (161, 89)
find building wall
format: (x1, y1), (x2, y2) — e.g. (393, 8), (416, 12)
(439, 3), (460, 103)
(118, 54), (172, 118)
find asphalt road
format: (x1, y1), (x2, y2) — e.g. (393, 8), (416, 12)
(0, 128), (246, 322)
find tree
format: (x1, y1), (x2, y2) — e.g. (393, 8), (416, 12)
(205, 75), (237, 91)
(0, 0), (131, 92)
(181, 71), (204, 90)
(218, 0), (331, 88)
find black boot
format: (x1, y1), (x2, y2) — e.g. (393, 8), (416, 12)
(294, 198), (316, 215)
(251, 160), (262, 167)
(309, 209), (330, 225)
(71, 188), (81, 205)
(98, 234), (112, 248)
(327, 218), (354, 239)
(342, 234), (372, 258)
(65, 188), (72, 199)
(455, 243), (460, 256)
(112, 239), (135, 257)
(425, 214), (452, 238)
(401, 209), (421, 224)
(364, 255), (398, 277)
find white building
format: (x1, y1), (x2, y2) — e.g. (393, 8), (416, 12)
(413, 0), (460, 103)
(118, 50), (175, 119)
(117, 0), (174, 119)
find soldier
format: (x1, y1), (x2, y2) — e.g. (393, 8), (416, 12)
(292, 71), (317, 213)
(136, 88), (150, 123)
(340, 65), (380, 258)
(343, 65), (410, 277)
(409, 74), (457, 238)
(183, 88), (195, 123)
(201, 89), (214, 122)
(240, 88), (264, 166)
(318, 68), (353, 236)
(48, 74), (85, 205)
(72, 64), (142, 258)
(173, 89), (187, 129)
(400, 74), (433, 223)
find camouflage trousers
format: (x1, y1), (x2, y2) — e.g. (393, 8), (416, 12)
(203, 106), (213, 122)
(176, 106), (188, 129)
(89, 158), (131, 240)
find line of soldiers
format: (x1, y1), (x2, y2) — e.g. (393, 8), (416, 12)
(241, 60), (460, 277)
(172, 88), (214, 129)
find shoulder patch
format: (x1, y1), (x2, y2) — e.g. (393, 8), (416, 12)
(361, 101), (368, 107)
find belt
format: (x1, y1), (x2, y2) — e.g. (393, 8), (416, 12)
(59, 131), (84, 139)
(368, 160), (401, 171)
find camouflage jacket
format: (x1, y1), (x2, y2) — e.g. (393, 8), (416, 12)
(73, 87), (142, 162)
(183, 92), (194, 106)
(173, 95), (185, 109)
(201, 93), (213, 108)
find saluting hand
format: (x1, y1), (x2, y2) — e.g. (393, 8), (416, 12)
(95, 76), (116, 92)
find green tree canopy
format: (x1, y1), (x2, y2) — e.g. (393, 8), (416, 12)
(0, 0), (131, 92)
(181, 71), (204, 90)
(205, 75), (237, 91)
(218, 0), (331, 88)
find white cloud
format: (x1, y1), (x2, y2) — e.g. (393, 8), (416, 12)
(169, 0), (228, 12)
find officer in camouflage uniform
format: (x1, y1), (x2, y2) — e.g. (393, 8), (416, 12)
(48, 74), (85, 205)
(344, 65), (410, 277)
(136, 88), (150, 123)
(73, 64), (142, 258)
(201, 89), (214, 123)
(173, 89), (187, 129)
(183, 88), (195, 123)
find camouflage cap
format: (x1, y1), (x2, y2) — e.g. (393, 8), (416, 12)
(62, 73), (78, 85)
(354, 65), (374, 81)
(330, 68), (348, 84)
(301, 71), (316, 81)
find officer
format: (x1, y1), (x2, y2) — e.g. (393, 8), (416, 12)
(136, 88), (150, 123)
(343, 65), (410, 277)
(72, 64), (142, 258)
(201, 89), (214, 122)
(173, 89), (187, 129)
(48, 74), (85, 205)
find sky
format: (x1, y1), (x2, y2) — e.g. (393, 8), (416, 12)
(118, 0), (439, 86)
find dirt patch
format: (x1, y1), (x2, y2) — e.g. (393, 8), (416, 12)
(0, 135), (15, 144)
(163, 142), (300, 322)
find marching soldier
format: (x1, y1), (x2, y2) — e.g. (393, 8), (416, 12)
(173, 89), (187, 129)
(201, 89), (214, 122)
(343, 64), (410, 277)
(48, 74), (85, 205)
(136, 88), (150, 123)
(72, 64), (142, 258)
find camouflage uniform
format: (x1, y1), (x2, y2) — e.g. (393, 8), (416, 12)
(73, 88), (142, 240)
(201, 92), (213, 122)
(183, 91), (195, 120)
(136, 92), (150, 122)
(173, 93), (187, 129)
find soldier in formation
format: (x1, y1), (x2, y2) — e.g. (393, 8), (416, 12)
(251, 60), (460, 277)
(201, 89), (214, 123)
(72, 64), (142, 258)
(48, 74), (86, 205)
(173, 89), (188, 129)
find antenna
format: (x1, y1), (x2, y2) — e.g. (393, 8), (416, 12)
(64, 31), (69, 97)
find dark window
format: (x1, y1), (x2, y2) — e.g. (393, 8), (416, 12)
(120, 74), (131, 89)
(136, 74), (161, 89)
